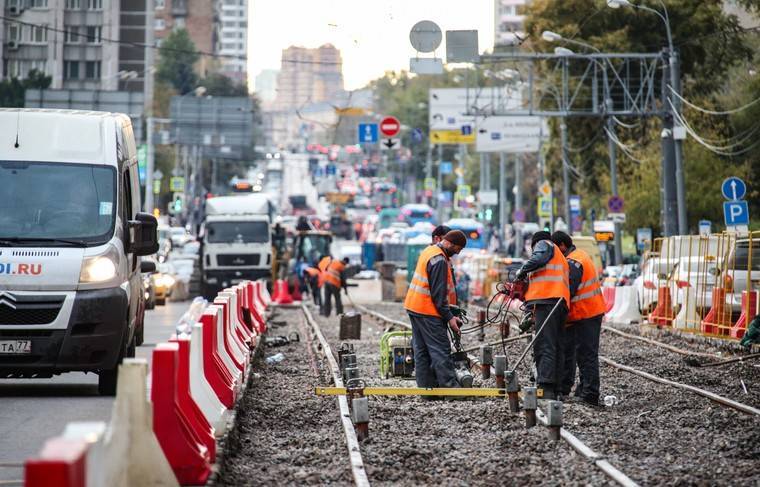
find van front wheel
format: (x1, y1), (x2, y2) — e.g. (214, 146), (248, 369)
(97, 324), (134, 396)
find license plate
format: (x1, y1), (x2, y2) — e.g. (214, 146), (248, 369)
(0, 340), (32, 354)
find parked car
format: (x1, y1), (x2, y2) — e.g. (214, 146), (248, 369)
(617, 263), (640, 286)
(634, 253), (678, 313)
(719, 238), (760, 312)
(602, 265), (623, 287)
(667, 256), (719, 312)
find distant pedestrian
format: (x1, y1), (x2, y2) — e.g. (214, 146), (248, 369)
(431, 225), (451, 244)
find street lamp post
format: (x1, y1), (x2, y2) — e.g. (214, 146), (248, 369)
(608, 0), (687, 235)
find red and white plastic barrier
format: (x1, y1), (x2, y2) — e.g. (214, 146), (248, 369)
(25, 279), (270, 486)
(603, 287), (642, 325)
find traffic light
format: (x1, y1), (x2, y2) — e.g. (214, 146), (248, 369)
(153, 208), (160, 219)
(485, 208), (493, 221)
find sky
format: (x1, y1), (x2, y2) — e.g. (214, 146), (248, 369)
(248, 0), (495, 91)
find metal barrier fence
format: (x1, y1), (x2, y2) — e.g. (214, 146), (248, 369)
(641, 232), (759, 340)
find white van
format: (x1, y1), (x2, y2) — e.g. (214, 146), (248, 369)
(0, 109), (158, 395)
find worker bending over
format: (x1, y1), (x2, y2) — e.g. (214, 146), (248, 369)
(552, 231), (606, 406)
(322, 257), (349, 317)
(404, 230), (467, 388)
(515, 231), (570, 401)
(302, 264), (322, 307)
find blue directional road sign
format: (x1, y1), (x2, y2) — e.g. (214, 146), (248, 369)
(411, 128), (424, 143)
(724, 201), (749, 226)
(721, 176), (746, 201)
(358, 123), (378, 143)
(439, 162), (453, 175)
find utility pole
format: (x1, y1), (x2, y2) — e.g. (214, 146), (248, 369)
(670, 50), (688, 234)
(499, 152), (506, 250)
(561, 120), (570, 228)
(661, 50), (678, 237)
(143, 0), (155, 214)
(437, 144), (444, 223)
(425, 143), (433, 205)
(514, 153), (523, 258)
(607, 111), (623, 265)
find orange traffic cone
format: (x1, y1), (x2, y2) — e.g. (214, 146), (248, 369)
(275, 279), (293, 305)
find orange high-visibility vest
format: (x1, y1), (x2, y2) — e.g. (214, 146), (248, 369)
(304, 267), (320, 278)
(567, 248), (606, 322)
(404, 245), (457, 317)
(524, 241), (570, 308)
(317, 256), (332, 288)
(324, 260), (346, 288)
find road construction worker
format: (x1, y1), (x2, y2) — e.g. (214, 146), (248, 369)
(431, 225), (451, 244)
(317, 255), (332, 314)
(404, 230), (467, 389)
(515, 231), (570, 401)
(302, 265), (322, 307)
(552, 231), (606, 406)
(323, 257), (349, 317)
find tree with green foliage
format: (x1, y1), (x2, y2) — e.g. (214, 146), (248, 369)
(523, 0), (758, 233)
(200, 73), (248, 96)
(0, 69), (53, 107)
(156, 29), (200, 95)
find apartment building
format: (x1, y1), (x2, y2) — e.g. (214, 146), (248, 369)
(1, 0), (120, 90)
(216, 0), (247, 83)
(153, 0), (217, 78)
(494, 0), (528, 47)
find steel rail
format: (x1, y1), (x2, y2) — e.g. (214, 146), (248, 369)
(302, 304), (370, 487)
(600, 356), (760, 416)
(358, 304), (638, 486)
(602, 325), (724, 359)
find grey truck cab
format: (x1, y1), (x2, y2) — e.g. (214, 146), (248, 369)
(0, 109), (158, 395)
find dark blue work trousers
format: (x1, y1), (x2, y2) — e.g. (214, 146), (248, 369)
(560, 315), (602, 402)
(408, 312), (458, 388)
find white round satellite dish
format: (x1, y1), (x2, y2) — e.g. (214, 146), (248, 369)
(409, 20), (442, 53)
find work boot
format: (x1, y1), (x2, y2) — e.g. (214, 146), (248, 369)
(579, 396), (604, 410)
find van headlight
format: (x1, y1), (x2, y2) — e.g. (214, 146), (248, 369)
(80, 246), (119, 284)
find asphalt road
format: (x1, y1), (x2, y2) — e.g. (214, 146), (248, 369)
(0, 300), (188, 484)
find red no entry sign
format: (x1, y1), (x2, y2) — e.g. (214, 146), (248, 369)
(380, 116), (400, 137)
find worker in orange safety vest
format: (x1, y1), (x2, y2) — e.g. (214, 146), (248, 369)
(552, 231), (606, 407)
(322, 257), (348, 317)
(404, 230), (467, 389)
(515, 231), (570, 401)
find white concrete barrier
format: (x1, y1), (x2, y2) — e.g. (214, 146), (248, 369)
(603, 288), (622, 323)
(673, 287), (698, 330)
(207, 303), (243, 388)
(216, 293), (249, 359)
(101, 359), (179, 487)
(606, 287), (642, 324)
(62, 421), (107, 487)
(189, 325), (230, 437)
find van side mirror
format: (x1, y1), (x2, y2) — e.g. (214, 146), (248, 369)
(709, 267), (720, 276)
(140, 260), (156, 273)
(128, 212), (159, 256)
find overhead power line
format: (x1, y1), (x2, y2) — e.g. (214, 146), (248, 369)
(0, 15), (343, 66)
(669, 85), (760, 116)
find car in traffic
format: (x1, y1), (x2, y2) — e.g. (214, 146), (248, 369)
(0, 109), (159, 395)
(667, 256), (719, 312)
(634, 253), (678, 313)
(444, 218), (486, 250)
(399, 204), (436, 226)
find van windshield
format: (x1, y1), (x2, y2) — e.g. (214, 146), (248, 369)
(0, 161), (116, 246)
(206, 221), (270, 244)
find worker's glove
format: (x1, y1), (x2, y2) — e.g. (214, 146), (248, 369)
(519, 312), (534, 333)
(515, 269), (528, 282)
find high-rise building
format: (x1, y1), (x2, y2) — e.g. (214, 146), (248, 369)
(274, 44), (343, 109)
(1, 0), (121, 90)
(254, 69), (278, 105)
(216, 0), (247, 84)
(494, 0), (528, 47)
(153, 0), (217, 78)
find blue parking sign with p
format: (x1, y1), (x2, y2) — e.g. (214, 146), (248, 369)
(723, 200), (749, 226)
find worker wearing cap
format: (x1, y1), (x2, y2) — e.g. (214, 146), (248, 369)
(515, 231), (570, 401)
(431, 225), (451, 245)
(323, 257), (349, 317)
(303, 265), (322, 307)
(552, 231), (606, 406)
(404, 230), (467, 388)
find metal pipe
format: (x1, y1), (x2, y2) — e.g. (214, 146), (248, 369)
(499, 152), (507, 250)
(561, 121), (570, 230)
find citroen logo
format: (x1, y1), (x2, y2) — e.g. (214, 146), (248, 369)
(0, 292), (18, 310)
